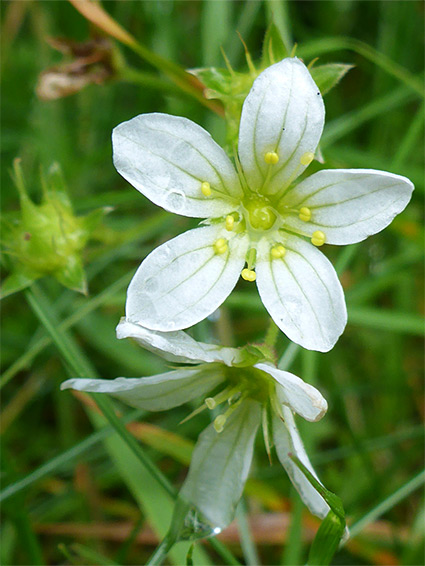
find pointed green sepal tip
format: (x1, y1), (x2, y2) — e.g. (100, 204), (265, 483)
(0, 270), (40, 299)
(1, 160), (107, 298)
(290, 453), (347, 565)
(309, 63), (354, 95)
(261, 21), (290, 68)
(289, 453), (346, 520)
(231, 343), (277, 368)
(54, 255), (88, 295)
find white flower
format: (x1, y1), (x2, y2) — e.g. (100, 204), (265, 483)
(62, 319), (331, 530)
(112, 57), (413, 352)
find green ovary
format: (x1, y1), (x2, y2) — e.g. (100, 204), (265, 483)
(226, 366), (274, 403)
(244, 196), (277, 231)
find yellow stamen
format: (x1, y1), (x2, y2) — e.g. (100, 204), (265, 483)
(214, 414), (226, 433)
(300, 151), (314, 166)
(225, 215), (235, 231)
(241, 268), (256, 282)
(205, 397), (216, 409)
(201, 181), (211, 196)
(264, 151), (279, 165)
(311, 230), (326, 246)
(271, 244), (286, 259)
(213, 238), (228, 254)
(299, 206), (312, 222)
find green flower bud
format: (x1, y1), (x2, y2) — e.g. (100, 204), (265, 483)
(1, 159), (109, 298)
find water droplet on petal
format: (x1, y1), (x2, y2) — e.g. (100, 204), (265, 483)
(165, 190), (186, 211)
(175, 501), (223, 541)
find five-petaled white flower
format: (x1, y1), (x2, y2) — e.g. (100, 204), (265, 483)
(62, 319), (331, 530)
(113, 57), (413, 352)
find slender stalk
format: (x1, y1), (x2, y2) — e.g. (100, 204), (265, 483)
(236, 500), (260, 566)
(146, 535), (174, 566)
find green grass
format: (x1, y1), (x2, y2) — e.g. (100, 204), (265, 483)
(1, 1), (424, 565)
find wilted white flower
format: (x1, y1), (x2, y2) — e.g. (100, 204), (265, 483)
(62, 319), (331, 530)
(112, 57), (413, 352)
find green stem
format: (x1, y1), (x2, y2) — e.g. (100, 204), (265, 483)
(146, 534), (175, 566)
(120, 67), (182, 95)
(208, 538), (241, 565)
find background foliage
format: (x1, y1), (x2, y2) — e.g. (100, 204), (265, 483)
(1, 1), (424, 565)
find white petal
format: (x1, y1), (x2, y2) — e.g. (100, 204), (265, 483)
(273, 409), (330, 519)
(116, 318), (245, 367)
(256, 235), (346, 352)
(255, 362), (327, 422)
(61, 366), (224, 411)
(238, 58), (324, 195)
(180, 400), (261, 529)
(126, 225), (249, 332)
(283, 169), (414, 244)
(113, 113), (242, 218)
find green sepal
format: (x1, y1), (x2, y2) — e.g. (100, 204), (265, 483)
(80, 206), (113, 236)
(307, 510), (346, 566)
(189, 67), (255, 149)
(291, 454), (346, 565)
(261, 21), (290, 68)
(231, 344), (267, 367)
(0, 270), (40, 299)
(290, 454), (345, 520)
(54, 254), (88, 295)
(310, 63), (354, 95)
(41, 162), (73, 211)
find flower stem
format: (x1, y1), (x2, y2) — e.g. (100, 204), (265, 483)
(146, 534), (174, 566)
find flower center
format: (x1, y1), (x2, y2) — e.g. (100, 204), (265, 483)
(244, 196), (277, 231)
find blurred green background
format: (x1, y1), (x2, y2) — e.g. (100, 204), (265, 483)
(1, 1), (424, 565)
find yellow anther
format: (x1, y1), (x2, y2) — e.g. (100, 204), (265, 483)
(311, 230), (326, 246)
(201, 181), (212, 196)
(241, 268), (256, 282)
(214, 414), (226, 433)
(299, 206), (312, 222)
(213, 238), (228, 254)
(300, 151), (315, 166)
(264, 151), (279, 165)
(205, 397), (216, 409)
(271, 245), (286, 259)
(225, 215), (235, 231)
